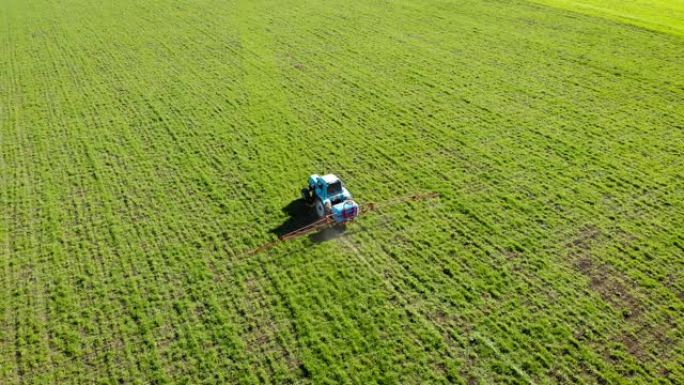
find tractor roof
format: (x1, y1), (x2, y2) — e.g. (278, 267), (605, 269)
(322, 174), (340, 184)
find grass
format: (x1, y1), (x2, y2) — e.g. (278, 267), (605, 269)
(531, 0), (684, 37)
(1, 0), (683, 384)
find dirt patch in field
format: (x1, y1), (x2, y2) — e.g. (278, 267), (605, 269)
(567, 226), (641, 317)
(619, 332), (646, 360)
(622, 318), (677, 362)
(568, 225), (601, 251)
(575, 256), (642, 318)
(565, 225), (681, 374)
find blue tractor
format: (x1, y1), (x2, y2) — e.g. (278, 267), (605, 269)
(301, 174), (359, 223)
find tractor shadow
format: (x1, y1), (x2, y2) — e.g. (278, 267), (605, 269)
(270, 198), (347, 244)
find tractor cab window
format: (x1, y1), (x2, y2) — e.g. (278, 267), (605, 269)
(327, 181), (342, 196)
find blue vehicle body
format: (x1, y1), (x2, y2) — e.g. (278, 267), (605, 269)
(330, 200), (359, 223)
(302, 174), (359, 222)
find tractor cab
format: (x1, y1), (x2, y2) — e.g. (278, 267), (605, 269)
(302, 174), (359, 221)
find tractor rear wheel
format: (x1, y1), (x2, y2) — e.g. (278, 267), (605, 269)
(301, 188), (314, 206)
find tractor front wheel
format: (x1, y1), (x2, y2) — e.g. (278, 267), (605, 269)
(315, 200), (326, 218)
(315, 199), (332, 218)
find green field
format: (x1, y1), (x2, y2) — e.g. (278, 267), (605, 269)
(532, 0), (684, 37)
(1, 0), (683, 384)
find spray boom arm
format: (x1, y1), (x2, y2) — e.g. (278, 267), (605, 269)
(248, 192), (438, 256)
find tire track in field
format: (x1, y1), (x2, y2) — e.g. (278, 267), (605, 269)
(0, 9), (61, 380)
(227, 1), (340, 378)
(13, 7), (182, 380)
(0, 17), (23, 382)
(65, 2), (304, 380)
(71, 9), (243, 380)
(36, 25), (148, 382)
